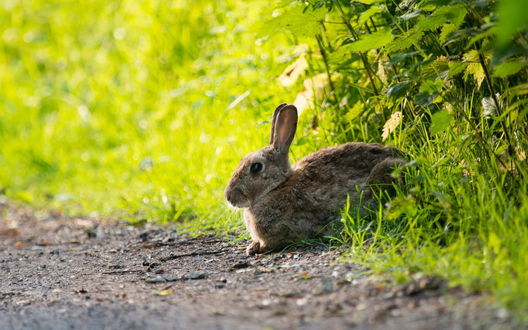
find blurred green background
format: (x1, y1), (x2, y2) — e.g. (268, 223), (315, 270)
(0, 0), (302, 231)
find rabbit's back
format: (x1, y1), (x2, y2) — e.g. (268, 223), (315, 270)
(293, 142), (402, 199)
(254, 142), (402, 235)
(295, 142), (401, 174)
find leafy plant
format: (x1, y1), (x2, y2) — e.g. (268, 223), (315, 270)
(267, 0), (528, 319)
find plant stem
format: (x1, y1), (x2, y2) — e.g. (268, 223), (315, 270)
(316, 34), (338, 104)
(478, 52), (514, 157)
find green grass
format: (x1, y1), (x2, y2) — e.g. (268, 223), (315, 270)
(1, 0), (528, 322)
(338, 121), (528, 315)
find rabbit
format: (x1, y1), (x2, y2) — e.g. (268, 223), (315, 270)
(225, 104), (406, 255)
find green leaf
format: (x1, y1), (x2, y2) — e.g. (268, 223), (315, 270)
(328, 45), (361, 64)
(386, 195), (417, 220)
(385, 31), (423, 53)
(358, 6), (382, 26)
(347, 28), (394, 52)
(399, 10), (422, 21)
(388, 4), (468, 53)
(415, 92), (436, 106)
(510, 83), (528, 96)
(388, 51), (419, 64)
(423, 0), (452, 5)
(439, 23), (457, 44)
(353, 0), (381, 4)
(415, 5), (467, 32)
(273, 4), (326, 38)
(387, 81), (411, 98)
(448, 61), (468, 77)
(430, 110), (453, 135)
(467, 26), (498, 48)
(419, 80), (442, 94)
(463, 50), (485, 88)
(492, 61), (528, 78)
(496, 0), (528, 48)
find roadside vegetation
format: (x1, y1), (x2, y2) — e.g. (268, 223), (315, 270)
(1, 0), (526, 319)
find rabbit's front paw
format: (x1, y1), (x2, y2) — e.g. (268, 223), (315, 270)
(246, 241), (261, 256)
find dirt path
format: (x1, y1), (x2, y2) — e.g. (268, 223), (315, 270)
(0, 203), (512, 329)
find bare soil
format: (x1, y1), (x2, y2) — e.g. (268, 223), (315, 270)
(0, 203), (513, 330)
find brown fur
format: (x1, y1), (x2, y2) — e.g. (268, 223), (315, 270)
(225, 104), (405, 255)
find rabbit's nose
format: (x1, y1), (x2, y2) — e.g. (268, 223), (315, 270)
(225, 187), (238, 203)
(225, 187), (248, 208)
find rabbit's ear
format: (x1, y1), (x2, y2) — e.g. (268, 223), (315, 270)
(271, 104), (298, 153)
(270, 103), (287, 145)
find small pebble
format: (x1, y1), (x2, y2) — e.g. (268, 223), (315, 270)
(186, 272), (207, 280)
(145, 276), (167, 283)
(138, 232), (149, 241)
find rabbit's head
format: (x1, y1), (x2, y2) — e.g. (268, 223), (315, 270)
(225, 104), (298, 208)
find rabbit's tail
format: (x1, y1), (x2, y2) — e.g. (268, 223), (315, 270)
(366, 157), (406, 198)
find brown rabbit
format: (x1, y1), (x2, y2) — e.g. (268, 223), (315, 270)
(225, 104), (405, 255)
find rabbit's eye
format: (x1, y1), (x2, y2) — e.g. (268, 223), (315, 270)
(250, 162), (263, 174)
